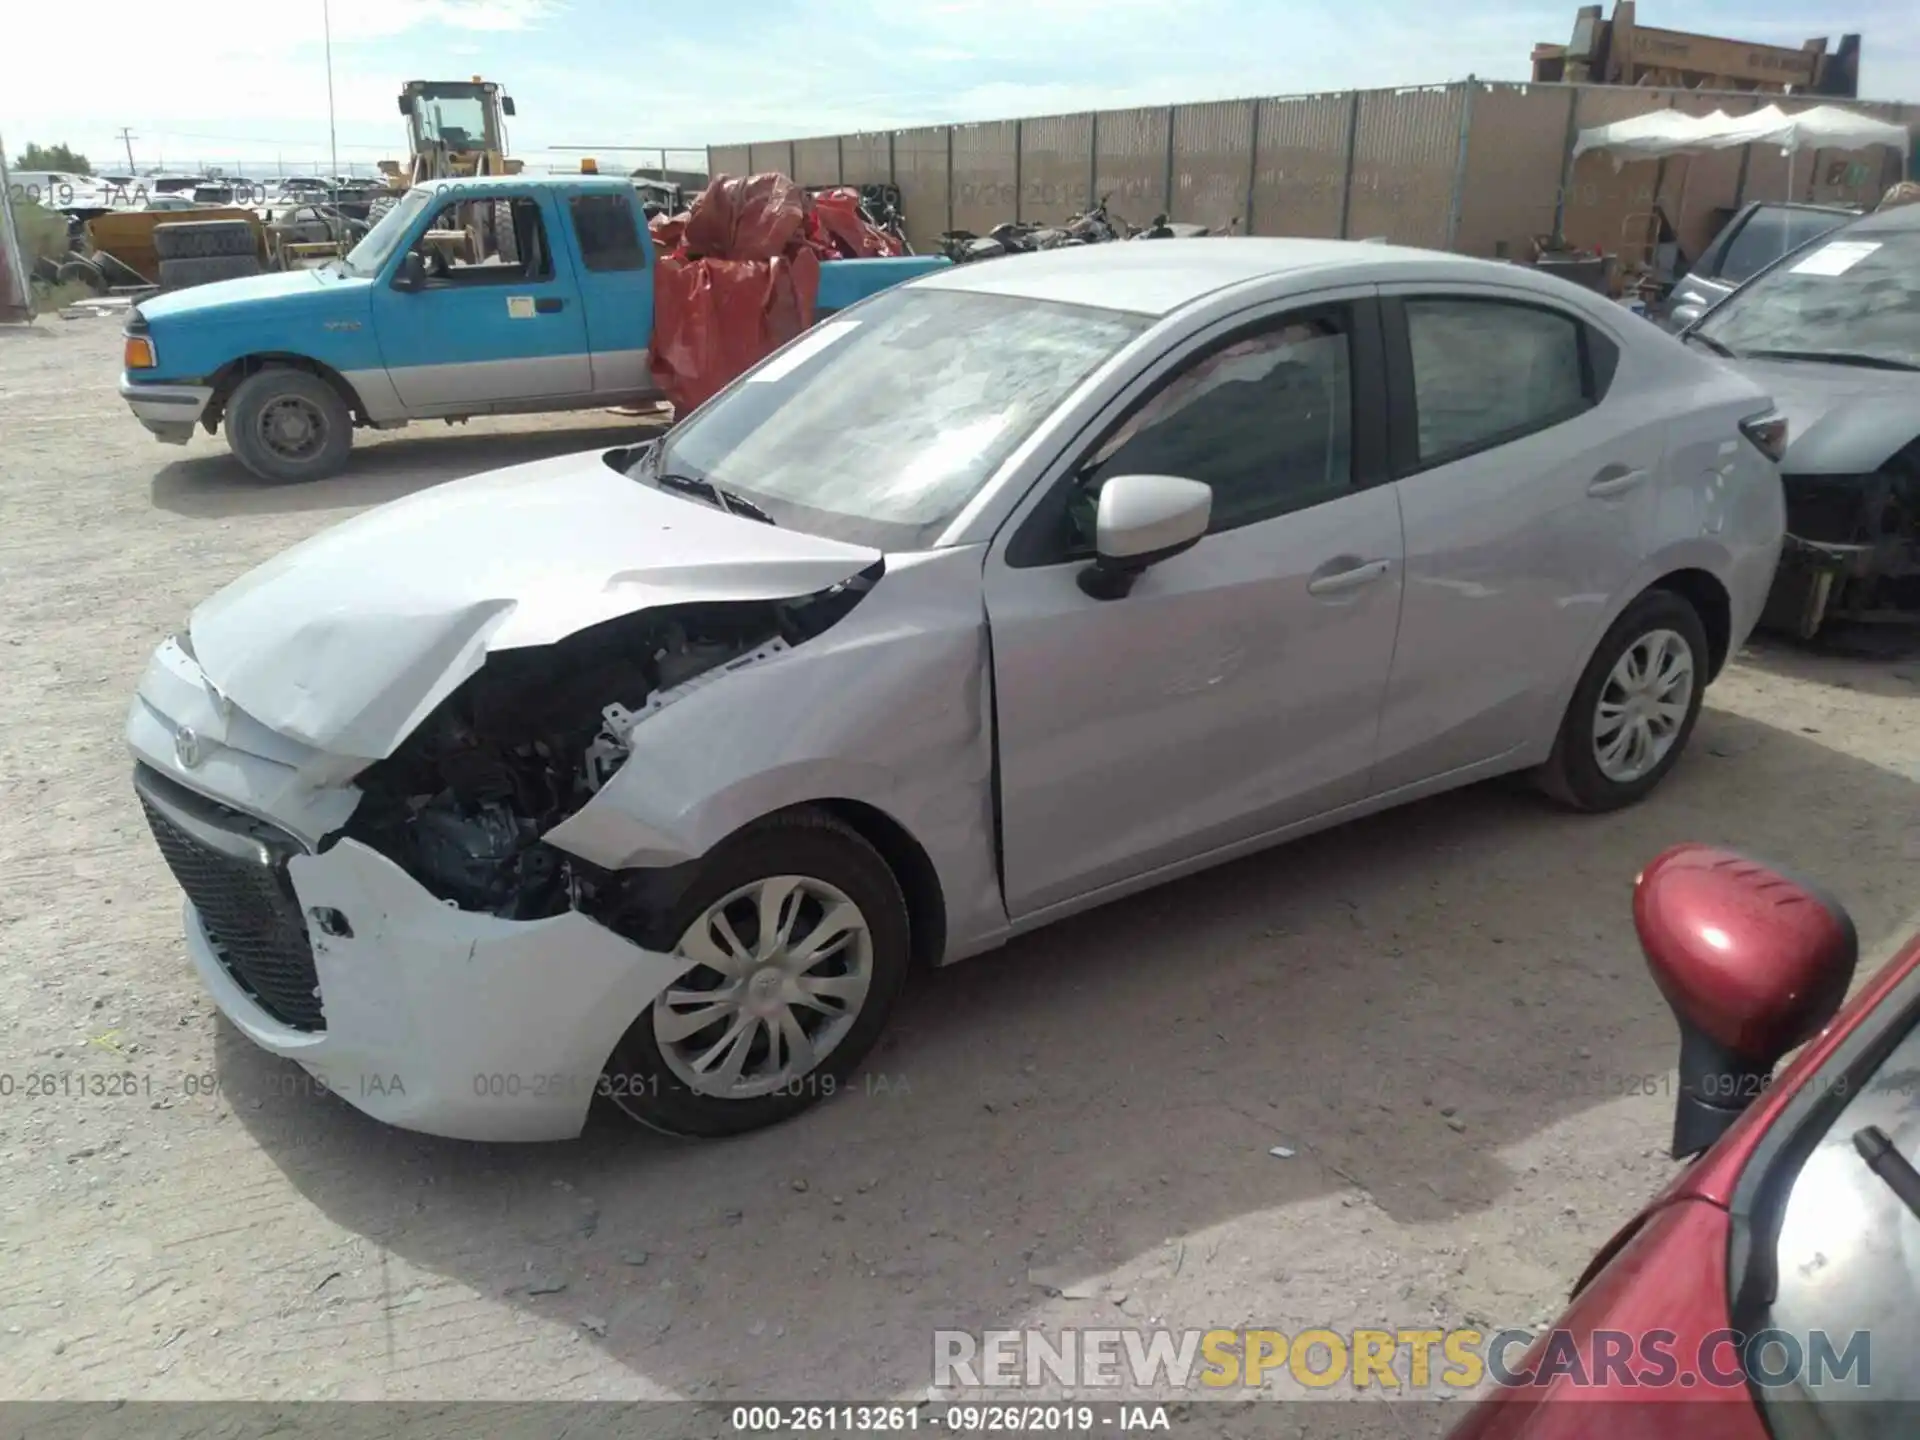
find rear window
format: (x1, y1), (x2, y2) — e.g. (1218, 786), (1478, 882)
(570, 193), (646, 272)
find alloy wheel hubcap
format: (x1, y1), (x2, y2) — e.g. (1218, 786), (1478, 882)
(1593, 628), (1694, 784)
(655, 875), (873, 1099)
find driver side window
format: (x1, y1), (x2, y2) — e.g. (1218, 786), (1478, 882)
(411, 196), (552, 285)
(1059, 310), (1355, 555)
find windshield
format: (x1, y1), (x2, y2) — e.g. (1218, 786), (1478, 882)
(413, 90), (490, 150)
(650, 288), (1150, 549)
(1698, 227), (1920, 370)
(1759, 993), (1920, 1431)
(342, 188), (433, 277)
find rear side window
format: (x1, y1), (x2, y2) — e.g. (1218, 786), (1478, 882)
(570, 194), (646, 272)
(1404, 299), (1596, 468)
(1719, 208), (1850, 284)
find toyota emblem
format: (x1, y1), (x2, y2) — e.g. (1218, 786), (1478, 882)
(174, 726), (203, 769)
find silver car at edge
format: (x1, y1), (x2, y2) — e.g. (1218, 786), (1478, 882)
(127, 239), (1787, 1143)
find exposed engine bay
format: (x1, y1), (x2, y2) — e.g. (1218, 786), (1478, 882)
(339, 566), (881, 920)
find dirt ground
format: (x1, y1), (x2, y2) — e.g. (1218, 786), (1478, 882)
(2, 315), (1917, 1425)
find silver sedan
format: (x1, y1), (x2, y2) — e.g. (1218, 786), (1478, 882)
(128, 239), (1787, 1142)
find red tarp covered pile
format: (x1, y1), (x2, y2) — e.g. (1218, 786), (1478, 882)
(647, 173), (906, 413)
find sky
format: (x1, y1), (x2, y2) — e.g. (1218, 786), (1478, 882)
(6, 0), (1917, 177)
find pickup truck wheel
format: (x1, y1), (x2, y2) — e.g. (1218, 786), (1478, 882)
(601, 807), (911, 1139)
(225, 368), (353, 483)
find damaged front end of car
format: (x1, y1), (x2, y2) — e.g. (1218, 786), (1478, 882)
(1762, 445), (1920, 639)
(335, 563), (884, 929)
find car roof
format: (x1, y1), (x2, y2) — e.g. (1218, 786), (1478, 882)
(912, 237), (1553, 317)
(1846, 202), (1920, 234)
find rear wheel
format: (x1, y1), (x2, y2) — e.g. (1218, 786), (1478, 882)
(224, 368), (354, 483)
(601, 807), (911, 1138)
(1536, 588), (1709, 812)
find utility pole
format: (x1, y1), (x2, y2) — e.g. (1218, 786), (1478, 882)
(116, 127), (137, 172)
(322, 0), (341, 202)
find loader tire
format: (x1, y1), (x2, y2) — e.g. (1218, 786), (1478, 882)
(491, 199), (519, 264)
(56, 257), (108, 295)
(366, 195), (400, 226)
(152, 220), (258, 262)
(158, 255), (263, 291)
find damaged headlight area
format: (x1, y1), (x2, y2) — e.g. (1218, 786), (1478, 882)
(337, 563), (882, 920)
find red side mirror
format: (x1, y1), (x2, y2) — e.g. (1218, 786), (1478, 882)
(1635, 844), (1857, 1158)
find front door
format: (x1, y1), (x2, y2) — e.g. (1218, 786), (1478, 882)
(984, 296), (1408, 919)
(370, 191), (592, 410)
(1367, 287), (1670, 793)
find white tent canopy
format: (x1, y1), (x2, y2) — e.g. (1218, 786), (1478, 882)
(1573, 104), (1912, 165)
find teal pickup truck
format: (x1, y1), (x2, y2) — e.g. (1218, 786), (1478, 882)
(117, 175), (945, 481)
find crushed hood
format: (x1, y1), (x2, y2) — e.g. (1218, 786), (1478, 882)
(189, 449), (880, 760)
(1734, 359), (1920, 477)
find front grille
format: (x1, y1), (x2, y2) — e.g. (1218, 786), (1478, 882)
(134, 767), (325, 1031)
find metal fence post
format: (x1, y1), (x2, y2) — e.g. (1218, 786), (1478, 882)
(1550, 87), (1581, 245)
(1336, 89), (1362, 239)
(1014, 119), (1024, 223)
(788, 140), (798, 180)
(1444, 76), (1476, 251)
(1163, 106), (1177, 219)
(836, 135), (845, 185)
(945, 126), (955, 233)
(1089, 111), (1100, 209)
(888, 131), (897, 189)
(1244, 98), (1262, 234)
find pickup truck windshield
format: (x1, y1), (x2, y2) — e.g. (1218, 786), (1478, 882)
(651, 288), (1149, 550)
(1698, 229), (1920, 371)
(343, 189), (436, 277)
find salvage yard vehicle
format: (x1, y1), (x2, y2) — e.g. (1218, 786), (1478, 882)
(129, 239), (1786, 1143)
(1449, 844), (1919, 1436)
(1663, 200), (1858, 331)
(1682, 202), (1920, 639)
(116, 175), (943, 481)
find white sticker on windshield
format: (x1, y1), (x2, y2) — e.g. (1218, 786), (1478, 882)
(747, 320), (860, 383)
(1790, 241), (1881, 276)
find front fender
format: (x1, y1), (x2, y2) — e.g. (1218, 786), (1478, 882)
(543, 546), (1009, 961)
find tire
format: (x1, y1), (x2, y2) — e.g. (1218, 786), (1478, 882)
(365, 194), (400, 227)
(158, 254), (262, 290)
(601, 807), (912, 1138)
(491, 198), (519, 265)
(224, 368), (354, 483)
(152, 220), (257, 262)
(56, 257), (107, 294)
(1758, 561), (1833, 642)
(1535, 588), (1710, 813)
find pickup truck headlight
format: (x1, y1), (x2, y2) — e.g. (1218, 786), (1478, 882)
(124, 334), (157, 370)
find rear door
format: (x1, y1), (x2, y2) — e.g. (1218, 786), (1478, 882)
(369, 189), (592, 410)
(563, 190), (654, 396)
(1366, 286), (1667, 793)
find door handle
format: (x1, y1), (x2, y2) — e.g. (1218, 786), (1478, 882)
(1306, 558), (1392, 597)
(1587, 466), (1649, 498)
(535, 296), (565, 314)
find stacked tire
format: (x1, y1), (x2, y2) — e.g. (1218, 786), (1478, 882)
(153, 221), (262, 291)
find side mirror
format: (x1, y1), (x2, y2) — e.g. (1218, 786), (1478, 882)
(501, 96), (517, 117)
(1078, 474), (1211, 601)
(1670, 303), (1706, 332)
(393, 250), (426, 292)
(1635, 844), (1858, 1161)
(396, 95), (411, 116)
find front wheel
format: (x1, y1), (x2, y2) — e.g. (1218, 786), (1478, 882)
(224, 368), (354, 483)
(602, 807), (911, 1138)
(1536, 588), (1709, 812)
